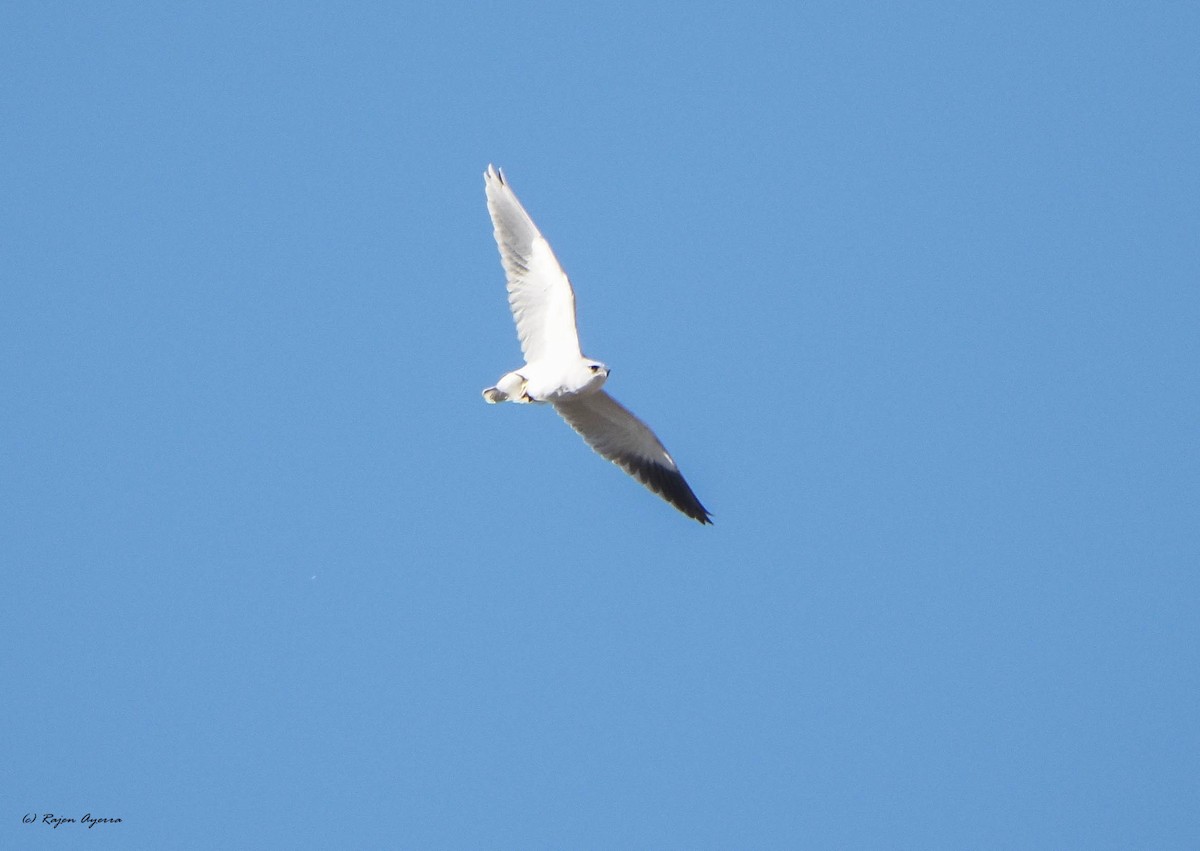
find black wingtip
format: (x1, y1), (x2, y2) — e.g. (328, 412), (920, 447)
(681, 504), (713, 525)
(620, 454), (712, 526)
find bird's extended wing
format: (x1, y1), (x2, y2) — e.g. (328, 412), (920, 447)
(484, 166), (582, 364)
(554, 391), (712, 524)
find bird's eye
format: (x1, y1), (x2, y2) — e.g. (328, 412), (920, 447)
(590, 365), (600, 372)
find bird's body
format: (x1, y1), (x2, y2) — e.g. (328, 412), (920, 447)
(483, 358), (608, 405)
(481, 166), (711, 524)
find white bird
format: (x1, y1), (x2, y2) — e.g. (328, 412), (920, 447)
(481, 166), (712, 524)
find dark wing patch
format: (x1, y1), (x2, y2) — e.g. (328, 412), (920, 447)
(612, 451), (712, 524)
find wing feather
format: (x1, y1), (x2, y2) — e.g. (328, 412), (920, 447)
(484, 166), (581, 364)
(554, 391), (712, 524)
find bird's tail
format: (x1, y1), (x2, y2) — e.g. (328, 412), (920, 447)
(483, 371), (529, 404)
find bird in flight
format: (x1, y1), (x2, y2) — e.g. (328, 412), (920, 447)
(481, 165), (712, 524)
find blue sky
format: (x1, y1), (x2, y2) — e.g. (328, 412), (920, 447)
(3, 1), (1198, 848)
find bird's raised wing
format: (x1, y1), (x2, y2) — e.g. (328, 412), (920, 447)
(554, 391), (712, 524)
(485, 166), (582, 364)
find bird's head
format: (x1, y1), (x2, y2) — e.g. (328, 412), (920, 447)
(584, 360), (611, 388)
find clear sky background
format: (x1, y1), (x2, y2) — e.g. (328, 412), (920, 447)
(3, 2), (1198, 848)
